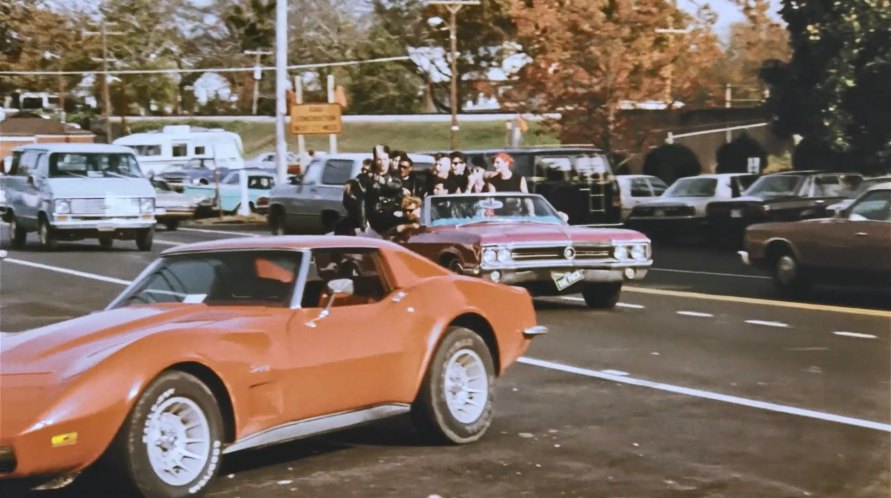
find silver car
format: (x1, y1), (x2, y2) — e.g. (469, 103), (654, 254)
(1, 143), (156, 250)
(267, 153), (434, 234)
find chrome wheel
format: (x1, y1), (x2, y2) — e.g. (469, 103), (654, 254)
(144, 396), (211, 487)
(776, 254), (797, 285)
(443, 349), (489, 424)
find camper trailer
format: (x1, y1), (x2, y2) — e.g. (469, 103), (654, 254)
(113, 125), (245, 177)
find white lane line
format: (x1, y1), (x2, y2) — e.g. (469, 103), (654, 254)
(518, 356), (891, 433)
(617, 302), (645, 309)
(601, 369), (629, 376)
(3, 258), (131, 285)
(786, 347), (830, 352)
(178, 227), (260, 237)
(745, 319), (789, 328)
(676, 310), (714, 318)
(833, 331), (878, 340)
(154, 239), (184, 246)
(650, 267), (770, 280)
(558, 296), (645, 309)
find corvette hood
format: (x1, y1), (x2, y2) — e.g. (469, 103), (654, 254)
(448, 223), (646, 244)
(0, 306), (267, 376)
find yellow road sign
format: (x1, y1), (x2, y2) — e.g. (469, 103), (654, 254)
(289, 103), (342, 135)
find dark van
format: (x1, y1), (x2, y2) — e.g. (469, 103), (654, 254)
(459, 147), (622, 226)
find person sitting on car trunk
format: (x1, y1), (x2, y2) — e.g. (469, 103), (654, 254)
(487, 152), (528, 193)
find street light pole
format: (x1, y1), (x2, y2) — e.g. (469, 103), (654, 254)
(428, 0), (479, 150)
(244, 50), (272, 115)
(274, 0), (289, 187)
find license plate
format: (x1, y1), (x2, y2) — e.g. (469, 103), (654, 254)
(730, 209), (742, 218)
(551, 270), (584, 291)
(97, 225), (115, 232)
(654, 209), (665, 217)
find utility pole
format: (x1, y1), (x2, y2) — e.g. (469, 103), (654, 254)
(244, 50), (272, 115)
(428, 0), (479, 150)
(84, 21), (124, 142)
(654, 0), (689, 107)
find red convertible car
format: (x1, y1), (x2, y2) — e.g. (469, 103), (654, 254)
(391, 193), (652, 309)
(0, 236), (545, 497)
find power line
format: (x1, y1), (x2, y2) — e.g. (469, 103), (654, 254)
(0, 55), (412, 76)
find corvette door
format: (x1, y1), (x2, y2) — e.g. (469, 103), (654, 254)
(284, 248), (417, 419)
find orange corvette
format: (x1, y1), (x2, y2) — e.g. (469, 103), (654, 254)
(0, 236), (546, 497)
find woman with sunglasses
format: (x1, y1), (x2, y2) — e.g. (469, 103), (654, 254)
(445, 151), (469, 193)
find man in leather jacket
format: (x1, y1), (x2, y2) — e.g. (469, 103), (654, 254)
(365, 144), (404, 234)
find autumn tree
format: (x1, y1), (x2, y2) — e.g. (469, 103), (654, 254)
(761, 0), (891, 173)
(510, 0), (722, 154)
(715, 0), (790, 104)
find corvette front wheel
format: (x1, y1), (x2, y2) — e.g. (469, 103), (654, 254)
(413, 326), (495, 444)
(109, 371), (224, 498)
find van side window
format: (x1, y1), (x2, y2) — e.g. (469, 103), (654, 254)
(321, 160), (354, 185)
(172, 143), (188, 157)
(194, 146), (206, 155)
(15, 150), (40, 177)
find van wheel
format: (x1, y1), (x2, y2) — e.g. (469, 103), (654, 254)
(8, 217), (26, 249)
(38, 218), (58, 251)
(270, 212), (288, 235)
(136, 228), (154, 251)
(164, 220), (180, 231)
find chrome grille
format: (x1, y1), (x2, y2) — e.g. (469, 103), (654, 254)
(71, 198), (140, 215)
(511, 245), (611, 261)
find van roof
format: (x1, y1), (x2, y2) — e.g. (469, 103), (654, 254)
(11, 143), (137, 154)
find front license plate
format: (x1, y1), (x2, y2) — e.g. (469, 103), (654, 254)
(730, 208), (742, 218)
(552, 270), (584, 291)
(654, 209), (665, 217)
(97, 225), (115, 232)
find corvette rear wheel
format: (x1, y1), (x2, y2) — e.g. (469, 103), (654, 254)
(412, 326), (495, 444)
(109, 371), (224, 498)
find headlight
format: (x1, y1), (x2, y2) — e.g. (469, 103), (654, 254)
(482, 248), (498, 264)
(140, 198), (155, 213)
(613, 245), (630, 261)
(53, 199), (71, 214)
(630, 244), (648, 261)
(496, 248), (512, 262)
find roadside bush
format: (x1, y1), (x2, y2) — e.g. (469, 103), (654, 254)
(642, 144), (701, 185)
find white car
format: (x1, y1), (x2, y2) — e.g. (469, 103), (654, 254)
(626, 173), (758, 237)
(825, 175), (891, 216)
(616, 175), (668, 221)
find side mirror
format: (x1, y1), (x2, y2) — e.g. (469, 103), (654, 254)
(27, 175), (36, 187)
(306, 278), (354, 327)
(288, 175), (302, 185)
(558, 211), (570, 223)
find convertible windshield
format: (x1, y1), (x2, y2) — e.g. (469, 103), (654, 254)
(49, 152), (144, 179)
(664, 177), (717, 197)
(116, 250), (301, 307)
(427, 194), (564, 226)
(745, 175), (802, 198)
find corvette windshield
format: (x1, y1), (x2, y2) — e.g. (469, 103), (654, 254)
(428, 194), (564, 226)
(117, 250), (301, 307)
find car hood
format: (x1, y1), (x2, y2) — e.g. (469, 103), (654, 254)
(48, 177), (155, 198)
(0, 306), (268, 377)
(156, 191), (194, 206)
(441, 223), (646, 244)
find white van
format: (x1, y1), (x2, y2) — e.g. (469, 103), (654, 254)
(113, 125), (245, 177)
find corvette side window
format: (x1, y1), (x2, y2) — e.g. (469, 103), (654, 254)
(301, 248), (391, 308)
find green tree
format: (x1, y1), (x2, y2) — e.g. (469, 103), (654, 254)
(761, 0), (891, 173)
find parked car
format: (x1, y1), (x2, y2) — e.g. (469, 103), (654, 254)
(151, 178), (198, 231)
(615, 174), (669, 221)
(626, 173), (757, 237)
(387, 192), (652, 309)
(740, 182), (891, 295)
(155, 158), (228, 192)
(0, 236), (545, 496)
(245, 150), (303, 175)
(182, 169), (276, 214)
(1, 143), (156, 251)
(825, 175), (891, 216)
(459, 147), (623, 226)
(705, 170), (863, 245)
(268, 153), (435, 234)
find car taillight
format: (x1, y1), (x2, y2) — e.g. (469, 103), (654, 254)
(257, 196), (269, 206)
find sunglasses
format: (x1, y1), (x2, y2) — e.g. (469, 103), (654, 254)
(400, 163), (412, 169)
(452, 160), (465, 165)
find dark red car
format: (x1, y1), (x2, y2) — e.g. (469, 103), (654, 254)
(392, 193), (652, 309)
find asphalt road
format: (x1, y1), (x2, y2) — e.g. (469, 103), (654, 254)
(1, 225), (889, 498)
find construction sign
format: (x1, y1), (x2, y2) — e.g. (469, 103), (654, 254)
(289, 103), (343, 135)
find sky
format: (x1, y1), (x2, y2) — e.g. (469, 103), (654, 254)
(681, 0), (785, 37)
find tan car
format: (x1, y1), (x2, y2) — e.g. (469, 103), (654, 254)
(740, 182), (891, 294)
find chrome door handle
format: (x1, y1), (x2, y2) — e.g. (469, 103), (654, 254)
(391, 291), (407, 302)
(855, 232), (867, 237)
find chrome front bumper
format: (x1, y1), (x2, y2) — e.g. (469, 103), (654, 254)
(50, 216), (155, 231)
(475, 266), (650, 286)
(738, 250), (750, 265)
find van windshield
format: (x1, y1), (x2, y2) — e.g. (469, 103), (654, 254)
(49, 152), (144, 179)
